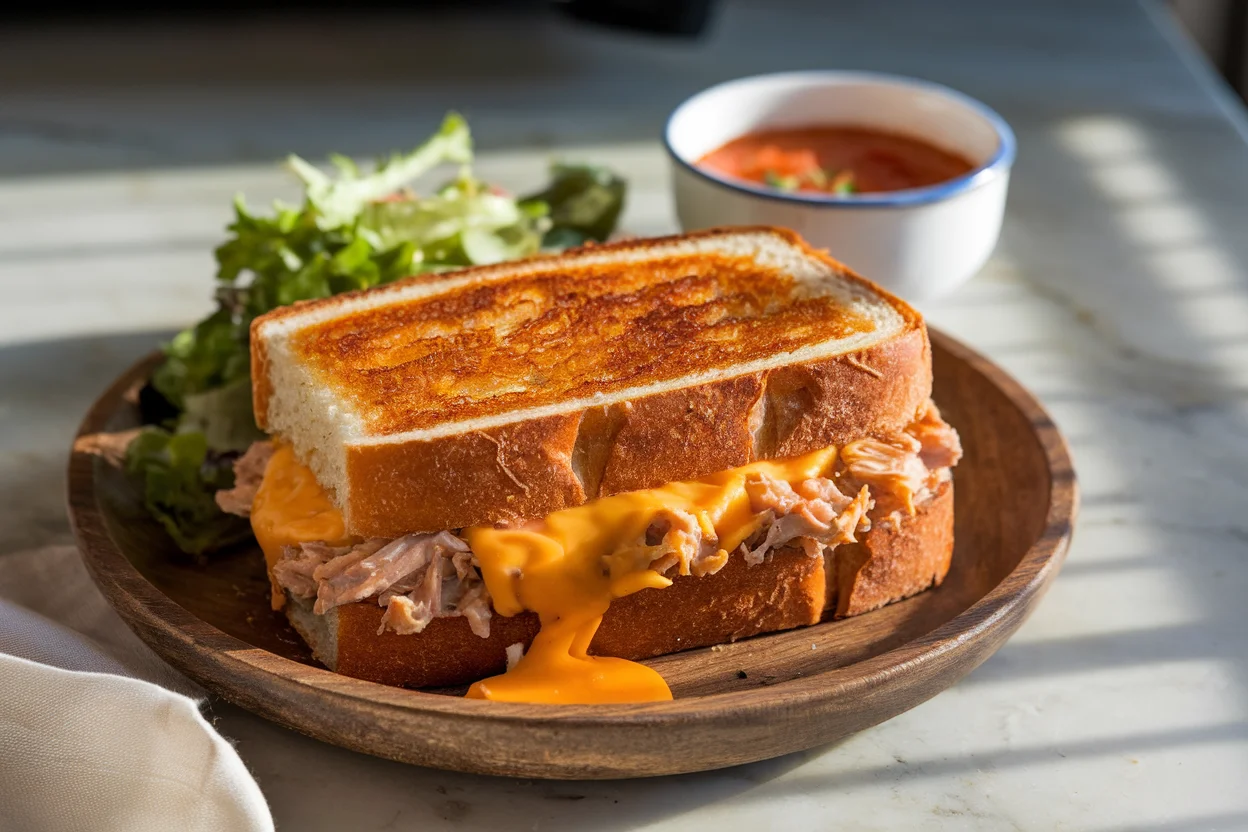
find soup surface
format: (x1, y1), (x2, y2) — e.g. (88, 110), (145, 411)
(697, 125), (976, 195)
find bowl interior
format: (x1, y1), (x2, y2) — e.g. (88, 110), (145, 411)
(666, 73), (1004, 172)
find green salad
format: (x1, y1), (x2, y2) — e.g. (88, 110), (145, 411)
(127, 113), (626, 558)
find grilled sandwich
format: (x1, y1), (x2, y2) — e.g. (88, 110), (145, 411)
(217, 226), (961, 704)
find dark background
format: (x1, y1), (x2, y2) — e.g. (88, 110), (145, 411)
(5, 0), (717, 37)
(1173, 0), (1247, 100)
(5, 1), (1245, 101)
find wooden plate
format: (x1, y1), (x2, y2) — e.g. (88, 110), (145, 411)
(67, 329), (1076, 779)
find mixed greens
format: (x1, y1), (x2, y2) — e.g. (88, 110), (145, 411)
(126, 113), (627, 558)
(763, 167), (857, 195)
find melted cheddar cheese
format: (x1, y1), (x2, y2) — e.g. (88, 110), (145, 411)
(251, 444), (349, 609)
(251, 444), (839, 704)
(462, 447), (838, 704)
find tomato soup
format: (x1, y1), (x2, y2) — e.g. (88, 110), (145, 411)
(697, 126), (976, 195)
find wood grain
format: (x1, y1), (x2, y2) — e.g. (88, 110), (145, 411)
(66, 329), (1076, 779)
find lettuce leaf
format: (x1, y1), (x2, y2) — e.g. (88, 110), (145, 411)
(521, 163), (627, 247)
(360, 173), (548, 267)
(179, 377), (266, 452)
(288, 112), (473, 229)
(150, 307), (249, 411)
(124, 428), (251, 558)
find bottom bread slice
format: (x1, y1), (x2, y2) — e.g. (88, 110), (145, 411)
(286, 481), (953, 689)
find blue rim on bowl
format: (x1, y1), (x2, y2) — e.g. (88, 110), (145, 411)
(663, 70), (1017, 209)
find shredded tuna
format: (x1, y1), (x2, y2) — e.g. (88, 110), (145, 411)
(314, 531), (467, 614)
(376, 572), (422, 605)
(832, 401), (962, 518)
(614, 403), (958, 578)
(376, 545), (493, 638)
(214, 441), (275, 517)
(656, 509), (723, 577)
(415, 552), (445, 624)
(272, 551), (323, 600)
(744, 476), (804, 516)
(690, 548), (730, 577)
(911, 402), (963, 470)
(451, 550), (476, 582)
(378, 555), (442, 635)
(272, 539), (384, 600)
(272, 533), (493, 638)
(455, 581), (493, 639)
(626, 508), (730, 580)
(742, 476), (873, 565)
(799, 537), (824, 559)
(839, 437), (930, 515)
(312, 539), (388, 584)
(378, 595), (428, 636)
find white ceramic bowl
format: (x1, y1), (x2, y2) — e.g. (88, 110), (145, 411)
(664, 71), (1016, 301)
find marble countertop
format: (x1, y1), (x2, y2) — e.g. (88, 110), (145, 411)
(3, 1), (1247, 829)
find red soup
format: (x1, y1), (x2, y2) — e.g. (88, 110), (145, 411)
(697, 126), (976, 196)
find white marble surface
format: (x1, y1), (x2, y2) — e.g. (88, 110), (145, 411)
(3, 1), (1248, 829)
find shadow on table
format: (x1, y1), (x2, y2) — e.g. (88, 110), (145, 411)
(0, 330), (170, 554)
(920, 90), (1248, 823)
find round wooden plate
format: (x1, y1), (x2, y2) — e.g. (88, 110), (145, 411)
(67, 329), (1076, 780)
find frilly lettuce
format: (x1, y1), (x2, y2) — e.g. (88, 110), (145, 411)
(288, 112), (473, 230)
(521, 162), (627, 247)
(125, 428), (251, 559)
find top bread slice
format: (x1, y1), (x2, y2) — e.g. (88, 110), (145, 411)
(251, 226), (932, 538)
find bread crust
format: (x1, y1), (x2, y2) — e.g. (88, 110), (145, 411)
(597, 373), (764, 496)
(292, 485), (953, 689)
(830, 479), (955, 617)
(346, 412), (588, 539)
(768, 327), (932, 457)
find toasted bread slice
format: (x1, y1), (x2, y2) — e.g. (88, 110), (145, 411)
(252, 227), (932, 537)
(286, 482), (953, 689)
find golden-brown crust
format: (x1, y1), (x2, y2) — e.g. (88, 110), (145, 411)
(830, 479), (954, 617)
(296, 256), (878, 437)
(769, 327), (932, 456)
(332, 605), (540, 689)
(298, 489), (952, 690)
(345, 412), (587, 539)
(597, 374), (764, 495)
(254, 226), (920, 333)
(593, 544), (825, 660)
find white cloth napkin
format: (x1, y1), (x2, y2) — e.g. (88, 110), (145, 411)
(0, 545), (274, 832)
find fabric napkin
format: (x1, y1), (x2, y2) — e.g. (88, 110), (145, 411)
(0, 545), (274, 832)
